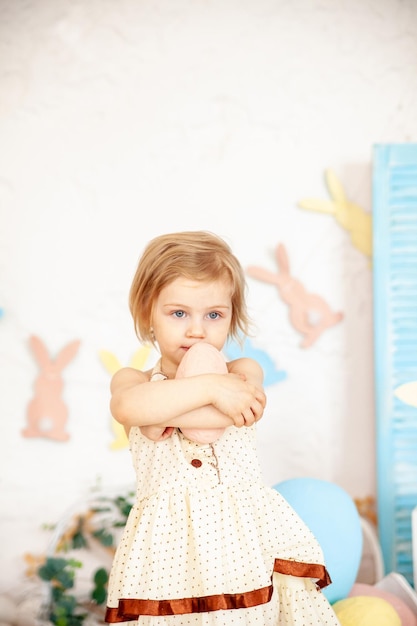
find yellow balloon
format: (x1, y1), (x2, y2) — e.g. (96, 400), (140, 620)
(333, 596), (401, 626)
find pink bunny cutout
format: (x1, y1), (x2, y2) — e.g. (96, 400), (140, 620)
(22, 335), (81, 441)
(247, 244), (343, 348)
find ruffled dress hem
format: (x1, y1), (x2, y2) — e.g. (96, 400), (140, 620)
(105, 559), (331, 621)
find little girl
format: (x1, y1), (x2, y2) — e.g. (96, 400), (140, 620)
(105, 231), (340, 625)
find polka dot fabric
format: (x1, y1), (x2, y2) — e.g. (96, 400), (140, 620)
(106, 365), (340, 625)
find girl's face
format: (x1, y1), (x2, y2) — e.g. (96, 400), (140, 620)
(151, 276), (233, 378)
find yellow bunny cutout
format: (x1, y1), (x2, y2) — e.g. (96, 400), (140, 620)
(99, 345), (152, 450)
(298, 168), (372, 259)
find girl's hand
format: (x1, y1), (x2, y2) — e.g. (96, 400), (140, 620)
(140, 425), (175, 441)
(210, 373), (266, 427)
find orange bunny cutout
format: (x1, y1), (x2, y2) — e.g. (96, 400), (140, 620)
(22, 335), (81, 441)
(247, 244), (343, 348)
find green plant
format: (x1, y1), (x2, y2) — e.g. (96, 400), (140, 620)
(38, 557), (86, 626)
(36, 491), (134, 626)
(91, 567), (109, 605)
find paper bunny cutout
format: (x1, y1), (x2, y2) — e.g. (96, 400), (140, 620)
(224, 338), (287, 387)
(298, 169), (372, 258)
(22, 335), (81, 441)
(99, 345), (152, 450)
(247, 244), (343, 348)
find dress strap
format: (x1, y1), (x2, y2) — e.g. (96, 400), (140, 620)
(150, 359), (168, 382)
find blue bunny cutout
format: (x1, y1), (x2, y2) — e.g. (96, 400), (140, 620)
(224, 338), (287, 387)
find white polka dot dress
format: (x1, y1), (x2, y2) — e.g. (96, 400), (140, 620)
(105, 366), (340, 625)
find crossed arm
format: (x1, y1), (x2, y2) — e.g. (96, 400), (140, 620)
(110, 357), (266, 441)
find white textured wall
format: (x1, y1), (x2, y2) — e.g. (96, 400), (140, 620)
(1, 0), (417, 594)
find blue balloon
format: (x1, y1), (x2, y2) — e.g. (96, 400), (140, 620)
(273, 477), (363, 603)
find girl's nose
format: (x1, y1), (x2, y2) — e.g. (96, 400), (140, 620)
(186, 318), (205, 338)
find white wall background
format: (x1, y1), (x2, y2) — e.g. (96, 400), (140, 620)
(1, 0), (417, 594)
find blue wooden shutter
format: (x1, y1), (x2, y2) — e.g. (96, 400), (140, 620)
(373, 143), (417, 584)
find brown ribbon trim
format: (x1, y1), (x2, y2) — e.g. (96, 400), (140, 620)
(105, 584), (272, 621)
(105, 559), (332, 622)
(274, 558), (332, 589)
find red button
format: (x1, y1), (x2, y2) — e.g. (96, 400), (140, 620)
(191, 459), (202, 468)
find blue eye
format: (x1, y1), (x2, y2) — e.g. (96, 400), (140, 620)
(173, 310), (186, 318)
(208, 312), (220, 319)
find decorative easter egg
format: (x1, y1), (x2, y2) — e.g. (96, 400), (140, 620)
(333, 596), (401, 626)
(274, 477), (362, 603)
(176, 343), (227, 444)
(350, 583), (417, 626)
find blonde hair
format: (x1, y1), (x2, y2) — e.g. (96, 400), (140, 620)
(129, 231), (250, 345)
